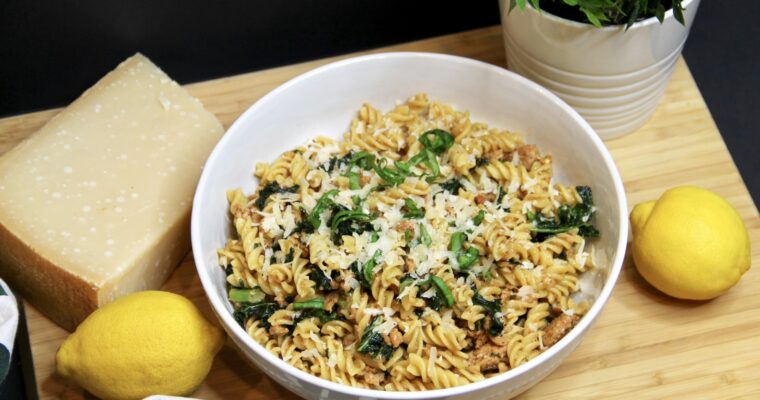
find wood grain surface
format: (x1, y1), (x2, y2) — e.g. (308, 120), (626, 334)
(3, 26), (759, 399)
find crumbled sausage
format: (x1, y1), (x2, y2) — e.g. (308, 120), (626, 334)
(295, 236), (309, 258)
(467, 329), (490, 349)
(360, 172), (372, 186)
(475, 193), (496, 204)
(500, 288), (511, 304)
(342, 334), (356, 346)
(542, 314), (580, 347)
(517, 144), (541, 167)
(389, 328), (403, 347)
(395, 220), (415, 233)
(364, 369), (385, 387)
(471, 343), (508, 372)
(404, 257), (415, 273)
(486, 149), (505, 160)
(269, 325), (289, 336)
(324, 292), (340, 311)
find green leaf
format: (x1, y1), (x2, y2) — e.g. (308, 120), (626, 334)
(228, 287), (267, 304)
(418, 129), (454, 155)
(654, 3), (666, 23)
(402, 198), (425, 219)
(582, 8), (603, 27)
(419, 223), (432, 247)
(473, 209), (486, 226)
(254, 182), (300, 210)
(672, 0), (685, 25)
(307, 189), (338, 230)
(374, 158), (408, 185)
(292, 297), (325, 310)
(362, 250), (382, 287)
(330, 209), (375, 233)
(511, 0), (527, 11)
(450, 232), (465, 253)
(346, 171), (361, 190)
(439, 178), (463, 194)
(233, 302), (280, 328)
(349, 151), (376, 170)
(357, 316), (395, 360)
(472, 291), (504, 336)
(457, 247), (480, 269)
(428, 276), (455, 307)
(309, 267), (337, 291)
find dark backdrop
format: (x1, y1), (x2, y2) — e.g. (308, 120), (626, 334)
(0, 0), (500, 116)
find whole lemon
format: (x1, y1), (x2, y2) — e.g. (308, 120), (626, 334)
(56, 291), (224, 400)
(631, 186), (751, 300)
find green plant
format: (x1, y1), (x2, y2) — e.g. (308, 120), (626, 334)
(509, 0), (685, 28)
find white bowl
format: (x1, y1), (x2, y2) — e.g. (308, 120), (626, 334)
(191, 52), (628, 400)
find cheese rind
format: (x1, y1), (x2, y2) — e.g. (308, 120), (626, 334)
(0, 54), (224, 330)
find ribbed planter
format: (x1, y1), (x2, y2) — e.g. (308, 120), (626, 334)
(500, 0), (701, 139)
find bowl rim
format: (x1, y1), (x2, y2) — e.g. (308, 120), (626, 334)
(191, 51), (629, 399)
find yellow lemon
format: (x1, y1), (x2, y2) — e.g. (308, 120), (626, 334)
(56, 291), (224, 400)
(630, 186), (751, 300)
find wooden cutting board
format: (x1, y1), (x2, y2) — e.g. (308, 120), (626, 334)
(3, 26), (759, 399)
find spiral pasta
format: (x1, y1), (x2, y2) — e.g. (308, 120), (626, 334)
(218, 94), (601, 390)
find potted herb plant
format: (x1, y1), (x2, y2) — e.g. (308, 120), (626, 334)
(499, 0), (701, 139)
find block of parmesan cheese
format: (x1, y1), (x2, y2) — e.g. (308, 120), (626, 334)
(0, 54), (224, 330)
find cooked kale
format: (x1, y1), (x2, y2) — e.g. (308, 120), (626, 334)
(402, 198), (425, 219)
(329, 205), (375, 244)
(254, 182), (300, 210)
(472, 291), (504, 336)
(495, 186), (508, 209)
(398, 273), (417, 294)
(424, 291), (446, 311)
(439, 178), (463, 194)
(529, 186), (599, 238)
(576, 185), (593, 205)
(309, 267), (338, 291)
(362, 250), (382, 287)
(357, 316), (395, 360)
(283, 248), (295, 263)
(294, 307), (339, 324)
(307, 189), (339, 231)
(349, 251), (380, 289)
(320, 152), (354, 173)
(233, 302), (280, 328)
(475, 157), (489, 167)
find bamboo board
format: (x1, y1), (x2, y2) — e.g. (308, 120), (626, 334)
(3, 26), (759, 399)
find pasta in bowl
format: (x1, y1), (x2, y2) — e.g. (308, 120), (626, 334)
(192, 53), (628, 400)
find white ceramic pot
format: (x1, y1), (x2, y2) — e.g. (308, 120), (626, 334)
(500, 0), (700, 139)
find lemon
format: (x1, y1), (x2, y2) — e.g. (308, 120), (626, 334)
(56, 291), (224, 400)
(630, 186), (751, 300)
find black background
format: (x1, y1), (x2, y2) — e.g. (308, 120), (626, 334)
(0, 1), (758, 398)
